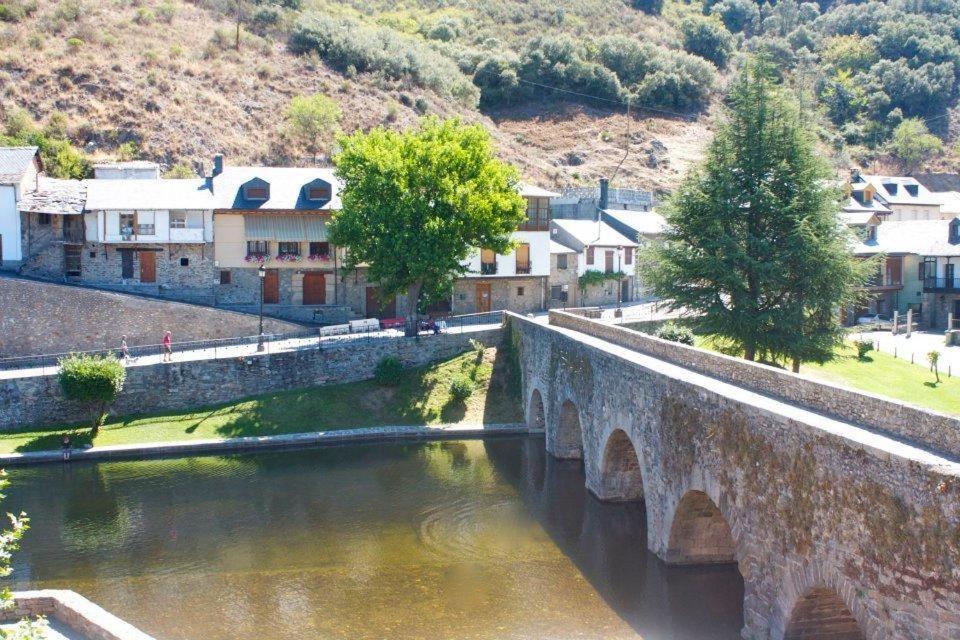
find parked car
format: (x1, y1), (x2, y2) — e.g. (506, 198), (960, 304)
(856, 314), (894, 329)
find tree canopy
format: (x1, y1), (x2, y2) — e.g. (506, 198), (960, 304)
(643, 59), (869, 371)
(330, 117), (526, 333)
(58, 353), (126, 435)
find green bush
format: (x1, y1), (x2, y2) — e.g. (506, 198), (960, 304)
(134, 7), (154, 25)
(58, 353), (126, 435)
(0, 1), (26, 22)
(374, 356), (404, 386)
(681, 16), (734, 68)
(449, 374), (474, 401)
(855, 339), (873, 359)
(654, 322), (695, 346)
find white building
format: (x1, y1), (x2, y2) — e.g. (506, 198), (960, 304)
(0, 147), (41, 269)
(550, 218), (638, 307)
(849, 173), (943, 221)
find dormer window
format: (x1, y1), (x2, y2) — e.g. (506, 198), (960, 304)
(867, 224), (877, 242)
(242, 178), (270, 202)
(950, 219), (960, 244)
(906, 184), (919, 197)
(303, 178), (332, 203)
(884, 183), (898, 195)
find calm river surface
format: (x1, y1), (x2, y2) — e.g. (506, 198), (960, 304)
(7, 437), (743, 640)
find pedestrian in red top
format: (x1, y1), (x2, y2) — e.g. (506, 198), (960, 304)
(162, 330), (172, 362)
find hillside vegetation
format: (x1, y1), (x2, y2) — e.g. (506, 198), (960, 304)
(3, 0), (960, 189)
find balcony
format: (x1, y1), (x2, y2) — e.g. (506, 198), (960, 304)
(480, 262), (497, 275)
(864, 275), (903, 291)
(169, 227), (205, 243)
(62, 226), (84, 244)
(923, 277), (960, 292)
(515, 261), (532, 275)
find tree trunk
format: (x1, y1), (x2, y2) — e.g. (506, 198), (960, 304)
(791, 357), (800, 374)
(744, 345), (755, 361)
(90, 402), (105, 438)
(405, 280), (423, 338)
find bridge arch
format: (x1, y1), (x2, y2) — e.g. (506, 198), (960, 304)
(527, 388), (546, 430)
(665, 489), (737, 565)
(594, 428), (645, 502)
(553, 398), (584, 459)
(783, 587), (866, 640)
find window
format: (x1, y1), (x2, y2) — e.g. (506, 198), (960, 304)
(136, 211), (155, 236)
(170, 212), (187, 229)
(120, 213), (135, 236)
(220, 269), (232, 285)
(522, 197), (550, 230)
(586, 246), (594, 264)
(38, 213), (51, 225)
(89, 251), (97, 259)
(309, 241), (330, 258)
(515, 243), (531, 274)
(604, 250), (614, 273)
(245, 186), (268, 200)
(867, 225), (877, 242)
(557, 254), (568, 270)
(480, 248), (497, 275)
(247, 240), (268, 256)
(624, 247), (633, 265)
(278, 242), (301, 256)
(180, 257), (190, 267)
(517, 286), (525, 296)
(551, 285), (563, 300)
(307, 186), (330, 201)
(951, 219), (960, 244)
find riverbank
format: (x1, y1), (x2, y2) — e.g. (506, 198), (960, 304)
(0, 347), (523, 454)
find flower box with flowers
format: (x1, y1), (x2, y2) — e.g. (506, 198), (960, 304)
(307, 254), (332, 263)
(245, 253), (271, 264)
(276, 253), (302, 263)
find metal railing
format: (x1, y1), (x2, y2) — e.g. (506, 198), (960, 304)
(0, 310), (505, 375)
(923, 277), (960, 291)
(480, 263), (497, 275)
(515, 262), (532, 275)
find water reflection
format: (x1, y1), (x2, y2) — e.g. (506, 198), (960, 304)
(7, 438), (742, 640)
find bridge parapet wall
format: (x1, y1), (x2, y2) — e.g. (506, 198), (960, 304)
(511, 312), (960, 640)
(549, 310), (960, 458)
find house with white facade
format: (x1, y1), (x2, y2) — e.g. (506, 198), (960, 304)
(0, 147), (41, 270)
(848, 172), (943, 221)
(82, 177), (217, 303)
(550, 218), (638, 307)
(452, 184), (559, 314)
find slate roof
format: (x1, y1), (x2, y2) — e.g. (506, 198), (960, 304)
(843, 193), (891, 215)
(84, 178), (214, 210)
(210, 167), (342, 211)
(551, 219), (638, 247)
(0, 147), (38, 185)
(852, 174), (940, 206)
(18, 177), (86, 215)
(854, 219), (960, 257)
(601, 208), (668, 236)
(929, 191), (960, 216)
(519, 183), (560, 198)
(840, 210), (878, 226)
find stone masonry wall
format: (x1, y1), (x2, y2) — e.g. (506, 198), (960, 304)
(0, 328), (501, 429)
(550, 310), (960, 458)
(0, 276), (304, 358)
(452, 277), (547, 314)
(511, 313), (960, 640)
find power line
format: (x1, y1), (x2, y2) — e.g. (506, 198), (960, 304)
(515, 78), (699, 121)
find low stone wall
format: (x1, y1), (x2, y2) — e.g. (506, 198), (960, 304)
(0, 276), (304, 358)
(0, 328), (502, 430)
(549, 310), (960, 457)
(4, 590), (154, 640)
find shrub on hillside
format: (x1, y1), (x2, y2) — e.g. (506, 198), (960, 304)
(654, 322), (695, 346)
(518, 35), (624, 103)
(449, 374), (474, 401)
(290, 13), (479, 106)
(0, 110), (90, 179)
(681, 16), (734, 68)
(855, 339), (873, 359)
(58, 353), (126, 436)
(374, 356), (404, 386)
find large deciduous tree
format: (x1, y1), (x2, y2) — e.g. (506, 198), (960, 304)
(643, 59), (869, 371)
(330, 117), (526, 335)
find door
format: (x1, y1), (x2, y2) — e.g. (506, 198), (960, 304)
(953, 300), (960, 328)
(365, 286), (396, 319)
(64, 246), (81, 277)
(605, 250), (614, 273)
(621, 279), (631, 302)
(476, 283), (492, 313)
(263, 269), (279, 304)
(947, 263), (956, 289)
(139, 251), (156, 283)
(302, 272), (326, 305)
(121, 251), (133, 279)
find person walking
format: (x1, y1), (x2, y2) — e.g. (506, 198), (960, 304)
(162, 330), (173, 362)
(120, 335), (130, 363)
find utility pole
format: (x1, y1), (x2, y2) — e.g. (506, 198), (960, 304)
(235, 0), (242, 51)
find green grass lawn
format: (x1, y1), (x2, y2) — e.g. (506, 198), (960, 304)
(0, 347), (522, 454)
(692, 335), (960, 415)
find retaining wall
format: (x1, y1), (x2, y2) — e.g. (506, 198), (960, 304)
(0, 328), (501, 430)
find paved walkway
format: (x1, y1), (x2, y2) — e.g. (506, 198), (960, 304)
(850, 329), (960, 373)
(0, 322), (502, 380)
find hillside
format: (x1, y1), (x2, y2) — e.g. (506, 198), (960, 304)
(0, 0), (716, 191)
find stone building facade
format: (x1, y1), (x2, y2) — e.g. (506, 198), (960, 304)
(451, 276), (546, 315)
(513, 310), (960, 640)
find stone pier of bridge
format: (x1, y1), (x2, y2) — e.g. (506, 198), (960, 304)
(511, 310), (960, 640)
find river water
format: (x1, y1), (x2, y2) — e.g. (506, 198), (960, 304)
(6, 437), (743, 640)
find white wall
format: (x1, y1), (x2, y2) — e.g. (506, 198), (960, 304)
(0, 185), (22, 264)
(577, 245), (634, 276)
(92, 209), (211, 243)
(462, 230), (551, 277)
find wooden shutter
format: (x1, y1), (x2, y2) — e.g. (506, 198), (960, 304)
(586, 247), (594, 264)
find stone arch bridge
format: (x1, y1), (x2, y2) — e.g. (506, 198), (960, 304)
(511, 310), (960, 640)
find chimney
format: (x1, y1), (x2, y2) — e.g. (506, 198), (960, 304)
(597, 178), (609, 221)
(213, 154), (224, 177)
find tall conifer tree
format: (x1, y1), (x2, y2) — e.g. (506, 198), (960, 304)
(644, 58), (868, 369)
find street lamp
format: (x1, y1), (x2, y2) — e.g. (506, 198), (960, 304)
(257, 264), (266, 351)
(615, 245), (623, 319)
